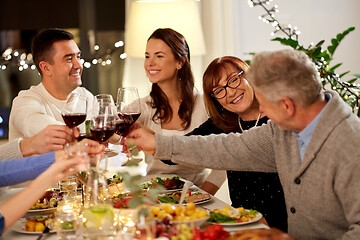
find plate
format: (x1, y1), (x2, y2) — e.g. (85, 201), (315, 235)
(11, 219), (55, 235)
(158, 193), (211, 205)
(28, 207), (57, 213)
(209, 211), (263, 226)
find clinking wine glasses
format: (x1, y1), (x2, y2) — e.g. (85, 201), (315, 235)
(116, 87), (141, 165)
(90, 94), (118, 156)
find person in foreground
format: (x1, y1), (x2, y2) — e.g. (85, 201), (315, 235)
(133, 28), (225, 189)
(9, 28), (93, 145)
(0, 139), (104, 187)
(0, 143), (98, 235)
(186, 56), (287, 231)
(124, 49), (360, 239)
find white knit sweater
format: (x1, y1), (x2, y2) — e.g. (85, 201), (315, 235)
(0, 139), (23, 161)
(9, 83), (94, 140)
(137, 92), (227, 188)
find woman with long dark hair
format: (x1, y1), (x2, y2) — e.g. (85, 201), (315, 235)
(137, 28), (226, 189)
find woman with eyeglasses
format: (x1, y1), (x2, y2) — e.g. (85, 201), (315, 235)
(187, 56), (287, 231)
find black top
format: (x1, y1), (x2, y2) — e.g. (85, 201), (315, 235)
(186, 117), (288, 232)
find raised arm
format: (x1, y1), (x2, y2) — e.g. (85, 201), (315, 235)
(0, 155), (88, 233)
(20, 125), (78, 156)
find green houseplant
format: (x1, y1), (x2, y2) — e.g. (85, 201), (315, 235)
(248, 0), (360, 116)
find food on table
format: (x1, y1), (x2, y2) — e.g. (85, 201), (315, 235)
(230, 228), (296, 240)
(30, 190), (63, 210)
(141, 176), (185, 190)
(83, 204), (114, 228)
(24, 214), (54, 232)
(157, 223), (193, 240)
(150, 203), (208, 222)
(153, 218), (229, 240)
(112, 192), (154, 209)
(193, 224), (230, 240)
(106, 175), (125, 196)
(157, 190), (210, 204)
(208, 206), (259, 224)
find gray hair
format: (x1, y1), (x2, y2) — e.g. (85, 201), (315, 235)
(247, 49), (322, 107)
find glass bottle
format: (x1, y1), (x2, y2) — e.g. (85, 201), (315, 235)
(81, 153), (116, 238)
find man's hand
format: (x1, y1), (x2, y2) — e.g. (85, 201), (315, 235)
(121, 127), (157, 155)
(54, 139), (105, 163)
(20, 125), (78, 157)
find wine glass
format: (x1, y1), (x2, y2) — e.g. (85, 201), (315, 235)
(116, 87), (141, 165)
(91, 94), (118, 156)
(61, 93), (88, 131)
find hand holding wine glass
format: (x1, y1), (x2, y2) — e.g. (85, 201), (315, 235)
(90, 94), (118, 156)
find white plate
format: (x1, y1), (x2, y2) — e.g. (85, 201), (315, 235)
(209, 211), (263, 226)
(28, 207), (57, 213)
(11, 219), (55, 234)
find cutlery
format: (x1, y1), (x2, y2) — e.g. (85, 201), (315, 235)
(178, 181), (192, 205)
(36, 224), (50, 240)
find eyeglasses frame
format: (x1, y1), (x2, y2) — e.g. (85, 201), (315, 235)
(211, 71), (244, 100)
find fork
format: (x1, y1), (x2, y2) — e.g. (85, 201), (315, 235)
(36, 224), (50, 240)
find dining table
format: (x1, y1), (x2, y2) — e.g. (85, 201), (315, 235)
(0, 144), (269, 239)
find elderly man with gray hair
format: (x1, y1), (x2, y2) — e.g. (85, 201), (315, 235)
(123, 49), (360, 239)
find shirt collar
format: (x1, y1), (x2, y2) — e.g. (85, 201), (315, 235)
(292, 93), (332, 139)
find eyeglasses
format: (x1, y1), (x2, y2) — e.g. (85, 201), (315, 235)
(211, 71), (243, 99)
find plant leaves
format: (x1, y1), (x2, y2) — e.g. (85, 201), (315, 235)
(327, 27), (355, 56)
(329, 63), (342, 72)
(315, 40), (325, 48)
(271, 37), (299, 49)
(128, 197), (143, 208)
(347, 78), (358, 84)
(339, 71), (350, 78)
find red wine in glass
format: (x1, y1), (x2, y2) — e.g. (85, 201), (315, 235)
(121, 112), (141, 124)
(77, 133), (95, 141)
(114, 119), (127, 136)
(118, 112), (141, 136)
(90, 127), (116, 143)
(62, 113), (87, 128)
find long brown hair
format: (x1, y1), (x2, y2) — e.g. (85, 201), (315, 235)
(203, 56), (250, 132)
(148, 28), (195, 129)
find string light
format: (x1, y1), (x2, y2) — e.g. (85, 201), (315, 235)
(248, 0), (300, 41)
(0, 39), (126, 71)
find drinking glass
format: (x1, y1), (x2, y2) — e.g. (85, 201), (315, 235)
(116, 87), (141, 165)
(82, 153), (116, 238)
(58, 141), (90, 207)
(91, 94), (118, 156)
(61, 93), (88, 129)
(56, 200), (82, 240)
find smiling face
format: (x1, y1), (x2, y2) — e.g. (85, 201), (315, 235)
(144, 38), (182, 85)
(214, 65), (256, 115)
(46, 40), (83, 97)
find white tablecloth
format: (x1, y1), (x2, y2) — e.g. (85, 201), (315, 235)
(0, 145), (268, 239)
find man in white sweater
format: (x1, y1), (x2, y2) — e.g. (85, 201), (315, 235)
(9, 29), (94, 147)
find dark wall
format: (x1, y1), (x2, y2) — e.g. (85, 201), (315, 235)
(0, 0), (125, 30)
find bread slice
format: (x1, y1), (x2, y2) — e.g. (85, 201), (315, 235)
(185, 193), (210, 203)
